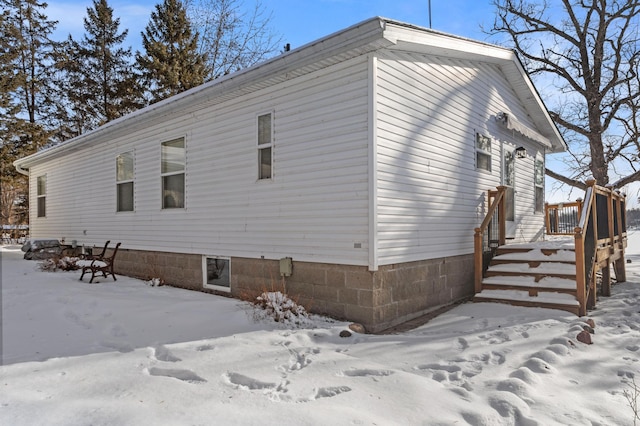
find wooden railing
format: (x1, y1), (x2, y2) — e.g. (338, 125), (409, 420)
(474, 186), (507, 293)
(545, 200), (583, 235)
(474, 181), (627, 316)
(563, 180), (627, 315)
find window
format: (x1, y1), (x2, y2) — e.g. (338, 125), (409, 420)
(116, 152), (134, 212)
(503, 148), (515, 222)
(161, 138), (185, 208)
(203, 257), (230, 291)
(36, 175), (46, 217)
(257, 113), (273, 179)
(534, 157), (544, 213)
(476, 133), (491, 172)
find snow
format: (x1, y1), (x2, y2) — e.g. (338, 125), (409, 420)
(494, 248), (576, 262)
(2, 233), (640, 425)
(488, 261), (577, 275)
(482, 275), (577, 290)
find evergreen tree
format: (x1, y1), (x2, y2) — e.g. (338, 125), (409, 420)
(1, 0), (57, 153)
(0, 0), (58, 227)
(136, 0), (208, 103)
(61, 0), (143, 134)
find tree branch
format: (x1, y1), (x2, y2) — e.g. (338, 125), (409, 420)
(545, 168), (587, 190)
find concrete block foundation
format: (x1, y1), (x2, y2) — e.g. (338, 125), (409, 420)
(115, 250), (474, 333)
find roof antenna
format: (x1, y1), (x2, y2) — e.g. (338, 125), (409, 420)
(428, 0), (432, 28)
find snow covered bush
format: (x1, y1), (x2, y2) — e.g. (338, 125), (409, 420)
(146, 278), (165, 287)
(38, 256), (80, 272)
(254, 291), (310, 326)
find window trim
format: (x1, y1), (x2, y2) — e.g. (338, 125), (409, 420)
(161, 137), (186, 209)
(202, 256), (231, 292)
(475, 132), (492, 172)
(534, 155), (545, 213)
(116, 151), (135, 212)
(257, 111), (273, 181)
(36, 174), (46, 218)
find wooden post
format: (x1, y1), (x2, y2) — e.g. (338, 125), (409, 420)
(607, 188), (615, 251)
(497, 186), (507, 246)
(474, 228), (483, 293)
(574, 229), (587, 316)
(545, 202), (551, 234)
(601, 263), (611, 297)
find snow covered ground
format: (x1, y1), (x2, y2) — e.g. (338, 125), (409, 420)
(1, 234), (640, 425)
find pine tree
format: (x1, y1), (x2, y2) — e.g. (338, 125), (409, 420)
(0, 0), (58, 227)
(61, 0), (143, 134)
(136, 0), (208, 103)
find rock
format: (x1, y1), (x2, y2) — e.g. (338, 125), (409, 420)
(348, 323), (366, 334)
(586, 318), (596, 329)
(339, 330), (352, 338)
(577, 331), (592, 345)
(583, 325), (595, 334)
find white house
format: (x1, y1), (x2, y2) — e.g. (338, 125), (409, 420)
(14, 17), (566, 332)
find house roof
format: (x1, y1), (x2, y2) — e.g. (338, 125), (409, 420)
(14, 17), (566, 172)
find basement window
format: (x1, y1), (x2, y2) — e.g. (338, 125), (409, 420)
(203, 257), (230, 291)
(476, 133), (492, 172)
(37, 175), (46, 217)
(257, 113), (273, 180)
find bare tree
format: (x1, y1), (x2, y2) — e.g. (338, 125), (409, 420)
(490, 0), (640, 189)
(185, 0), (282, 79)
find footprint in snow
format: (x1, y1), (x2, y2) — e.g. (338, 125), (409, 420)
(152, 345), (181, 362)
(338, 369), (394, 378)
(148, 367), (206, 383)
(312, 386), (351, 399)
(455, 337), (469, 351)
(196, 344), (215, 351)
(224, 372), (277, 391)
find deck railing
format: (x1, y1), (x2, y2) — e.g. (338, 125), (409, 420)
(557, 180), (627, 315)
(473, 186), (506, 293)
(474, 181), (627, 316)
(545, 200), (582, 235)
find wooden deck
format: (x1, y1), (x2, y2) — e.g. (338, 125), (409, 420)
(474, 181), (627, 316)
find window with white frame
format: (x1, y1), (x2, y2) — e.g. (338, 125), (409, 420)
(257, 113), (273, 180)
(116, 151), (134, 212)
(534, 156), (544, 213)
(161, 137), (185, 209)
(203, 257), (230, 291)
(36, 175), (46, 217)
(476, 133), (491, 172)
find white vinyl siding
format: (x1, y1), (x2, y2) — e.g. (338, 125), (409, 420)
(374, 50), (545, 264)
(26, 56), (370, 266)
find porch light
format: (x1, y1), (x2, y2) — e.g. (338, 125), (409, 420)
(515, 146), (527, 158)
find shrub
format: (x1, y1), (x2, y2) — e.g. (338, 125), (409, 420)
(38, 256), (80, 272)
(254, 291), (310, 327)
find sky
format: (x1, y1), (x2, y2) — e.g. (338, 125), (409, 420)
(42, 0), (639, 206)
(47, 0), (498, 50)
(2, 234), (640, 424)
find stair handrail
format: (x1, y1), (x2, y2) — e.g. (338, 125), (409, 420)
(474, 185), (507, 293)
(573, 181), (596, 316)
(572, 180), (628, 315)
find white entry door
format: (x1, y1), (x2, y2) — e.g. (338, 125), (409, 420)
(503, 147), (516, 238)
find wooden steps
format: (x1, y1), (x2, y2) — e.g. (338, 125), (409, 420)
(474, 243), (580, 315)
